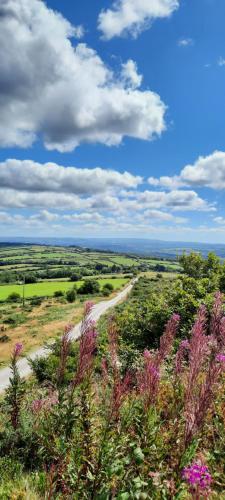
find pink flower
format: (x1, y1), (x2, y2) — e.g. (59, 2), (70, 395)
(216, 353), (225, 363)
(182, 462), (212, 493)
(31, 393), (59, 414)
(84, 301), (94, 316)
(31, 399), (44, 414)
(13, 343), (23, 357)
(175, 339), (190, 375)
(157, 313), (180, 364)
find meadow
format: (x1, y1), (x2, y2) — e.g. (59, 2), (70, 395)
(0, 278), (128, 301)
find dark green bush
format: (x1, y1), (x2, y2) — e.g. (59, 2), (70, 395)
(7, 292), (21, 303)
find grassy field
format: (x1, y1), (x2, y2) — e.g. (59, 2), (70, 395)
(0, 278), (129, 301)
(0, 244), (181, 273)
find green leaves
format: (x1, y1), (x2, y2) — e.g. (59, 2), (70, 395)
(133, 447), (145, 464)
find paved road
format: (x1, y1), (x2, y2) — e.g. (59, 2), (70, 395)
(0, 280), (135, 392)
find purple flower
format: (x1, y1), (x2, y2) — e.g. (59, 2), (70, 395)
(13, 343), (23, 357)
(182, 462), (212, 492)
(84, 301), (94, 316)
(175, 339), (190, 375)
(216, 353), (225, 363)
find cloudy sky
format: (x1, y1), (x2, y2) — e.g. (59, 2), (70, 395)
(1, 0), (225, 242)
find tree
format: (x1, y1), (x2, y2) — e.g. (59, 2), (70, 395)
(179, 252), (205, 279)
(102, 283), (114, 296)
(78, 279), (100, 295)
(203, 252), (220, 277)
(66, 287), (77, 303)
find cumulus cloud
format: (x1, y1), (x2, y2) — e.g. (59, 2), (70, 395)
(131, 190), (214, 212)
(0, 157), (215, 234)
(98, 0), (179, 40)
(148, 151), (225, 190)
(0, 159), (141, 194)
(0, 0), (166, 152)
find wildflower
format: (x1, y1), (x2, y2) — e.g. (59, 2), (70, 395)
(210, 292), (224, 344)
(31, 399), (44, 414)
(72, 319), (98, 387)
(111, 370), (133, 421)
(101, 357), (109, 386)
(182, 462), (212, 496)
(57, 325), (72, 386)
(175, 339), (190, 375)
(31, 392), (59, 414)
(6, 343), (25, 429)
(216, 353), (225, 363)
(184, 298), (225, 447)
(84, 301), (94, 316)
(13, 343), (23, 358)
(138, 351), (160, 408)
(157, 313), (180, 364)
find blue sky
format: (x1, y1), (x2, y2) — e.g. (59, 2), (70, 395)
(1, 0), (225, 242)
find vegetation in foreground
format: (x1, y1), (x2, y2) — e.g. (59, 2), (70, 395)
(0, 252), (225, 498)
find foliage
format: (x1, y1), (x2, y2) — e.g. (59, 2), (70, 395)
(78, 279), (100, 295)
(7, 292), (21, 303)
(66, 287), (77, 303)
(1, 294), (225, 498)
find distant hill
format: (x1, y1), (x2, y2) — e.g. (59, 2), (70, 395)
(1, 237), (225, 258)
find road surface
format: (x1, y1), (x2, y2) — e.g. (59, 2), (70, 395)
(0, 280), (136, 392)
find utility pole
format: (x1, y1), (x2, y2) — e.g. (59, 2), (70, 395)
(22, 274), (25, 308)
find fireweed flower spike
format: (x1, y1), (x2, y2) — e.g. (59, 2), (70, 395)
(13, 343), (23, 358)
(157, 313), (180, 365)
(182, 462), (212, 497)
(175, 339), (190, 375)
(57, 325), (72, 387)
(210, 292), (225, 346)
(6, 343), (25, 429)
(216, 353), (225, 364)
(72, 307), (98, 387)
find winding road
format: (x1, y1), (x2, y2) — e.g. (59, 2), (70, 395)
(0, 280), (136, 392)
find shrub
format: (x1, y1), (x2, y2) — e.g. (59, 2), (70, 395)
(7, 292), (21, 303)
(103, 283), (114, 292)
(54, 290), (64, 298)
(0, 334), (10, 343)
(78, 279), (100, 295)
(66, 287), (77, 303)
(30, 296), (43, 306)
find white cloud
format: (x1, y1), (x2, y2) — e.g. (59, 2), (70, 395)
(0, 159), (141, 195)
(218, 57), (225, 67)
(148, 151), (225, 190)
(98, 0), (179, 40)
(121, 60), (143, 89)
(0, 0), (166, 152)
(133, 190), (214, 212)
(214, 216), (225, 226)
(178, 38), (193, 47)
(73, 25), (85, 39)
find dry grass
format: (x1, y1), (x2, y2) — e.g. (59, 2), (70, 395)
(0, 300), (84, 366)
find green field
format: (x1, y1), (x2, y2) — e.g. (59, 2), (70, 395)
(0, 278), (129, 301)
